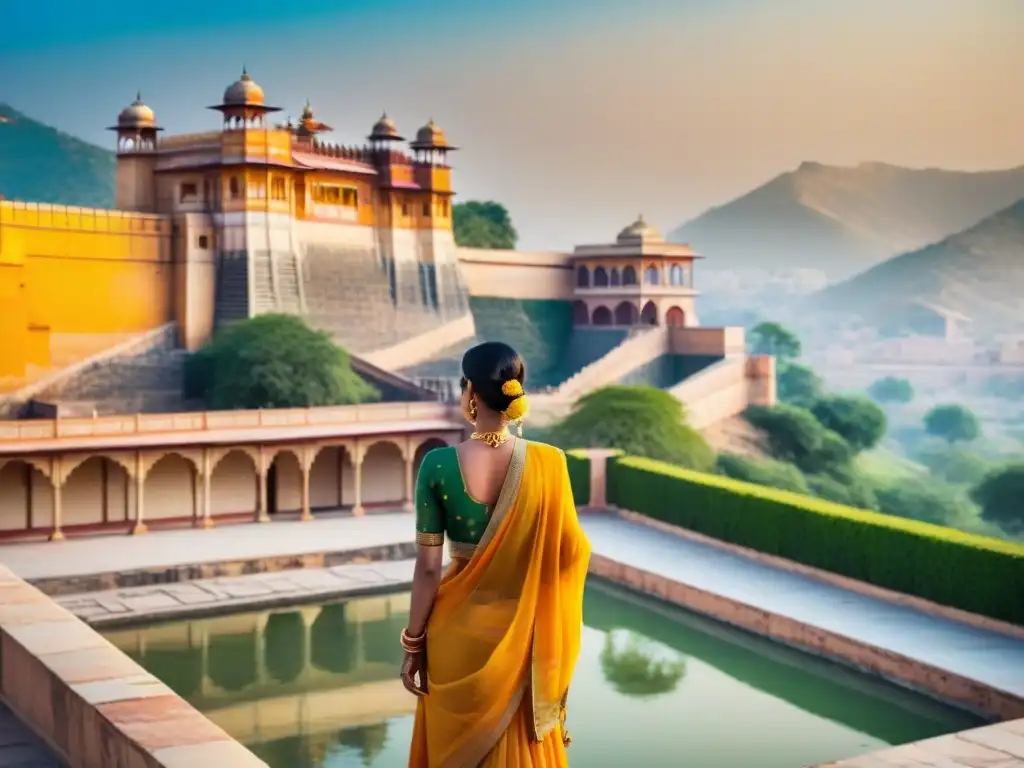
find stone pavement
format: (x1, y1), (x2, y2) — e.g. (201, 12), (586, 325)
(0, 706), (59, 768)
(581, 514), (1024, 702)
(58, 559), (417, 628)
(0, 512), (414, 582)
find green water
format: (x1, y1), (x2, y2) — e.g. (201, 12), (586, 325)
(104, 580), (981, 767)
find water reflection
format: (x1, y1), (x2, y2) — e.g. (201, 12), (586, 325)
(106, 584), (982, 768)
(599, 629), (687, 698)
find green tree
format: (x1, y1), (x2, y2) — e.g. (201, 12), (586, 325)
(185, 314), (379, 410)
(549, 386), (715, 471)
(970, 463), (1024, 535)
(452, 201), (518, 249)
(811, 395), (887, 453)
(776, 362), (824, 406)
(868, 376), (914, 404)
(875, 477), (975, 528)
(716, 453), (810, 493)
(748, 321), (802, 361)
(924, 404), (981, 444)
(746, 404), (856, 478)
(805, 473), (878, 510)
(917, 443), (992, 486)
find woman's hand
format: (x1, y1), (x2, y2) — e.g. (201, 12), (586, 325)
(401, 650), (427, 697)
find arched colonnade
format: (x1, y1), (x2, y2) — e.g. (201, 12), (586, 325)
(0, 433), (455, 541)
(572, 300), (687, 328)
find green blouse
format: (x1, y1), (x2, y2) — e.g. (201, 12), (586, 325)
(415, 446), (492, 547)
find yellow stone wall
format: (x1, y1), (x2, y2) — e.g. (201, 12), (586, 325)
(0, 201), (173, 393)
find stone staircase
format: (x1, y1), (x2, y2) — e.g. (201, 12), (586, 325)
(214, 253), (249, 327)
(556, 327), (669, 399)
(276, 250), (302, 315)
(23, 325), (200, 416)
(252, 251), (275, 314)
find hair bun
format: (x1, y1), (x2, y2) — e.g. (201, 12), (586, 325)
(501, 380), (524, 398)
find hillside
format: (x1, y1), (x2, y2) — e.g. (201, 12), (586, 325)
(670, 161), (1024, 280)
(0, 104), (115, 208)
(811, 198), (1024, 335)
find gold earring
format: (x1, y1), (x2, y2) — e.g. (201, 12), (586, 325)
(467, 399), (478, 424)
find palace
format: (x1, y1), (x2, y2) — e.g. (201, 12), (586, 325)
(0, 68), (468, 393)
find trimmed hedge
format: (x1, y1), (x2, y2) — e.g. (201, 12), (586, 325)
(606, 455), (1024, 625)
(565, 450), (591, 506)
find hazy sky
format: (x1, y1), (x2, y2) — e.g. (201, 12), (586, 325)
(1, 0), (1022, 250)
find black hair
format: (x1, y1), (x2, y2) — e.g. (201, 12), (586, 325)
(461, 341), (526, 414)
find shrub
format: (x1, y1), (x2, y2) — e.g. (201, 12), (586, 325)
(971, 463), (1024, 536)
(550, 386), (715, 471)
(868, 376), (914, 404)
(716, 453), (809, 494)
(606, 455), (1024, 624)
(916, 443), (992, 486)
(564, 450), (592, 506)
(185, 314), (379, 409)
(811, 395), (887, 453)
(924, 404), (981, 444)
(745, 404), (853, 476)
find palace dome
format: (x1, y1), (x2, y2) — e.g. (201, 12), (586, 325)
(413, 118), (448, 147)
(617, 214), (663, 243)
(117, 94), (156, 127)
(223, 68), (265, 106)
(370, 112), (401, 140)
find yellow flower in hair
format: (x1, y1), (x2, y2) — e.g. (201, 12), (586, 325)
(501, 379), (524, 397)
(503, 394), (528, 421)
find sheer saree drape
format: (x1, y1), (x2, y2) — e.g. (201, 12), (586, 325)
(409, 440), (591, 768)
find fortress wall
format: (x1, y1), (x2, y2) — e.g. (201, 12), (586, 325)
(457, 248), (574, 300)
(0, 202), (174, 393)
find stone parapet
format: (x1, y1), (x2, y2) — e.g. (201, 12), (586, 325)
(0, 565), (267, 767)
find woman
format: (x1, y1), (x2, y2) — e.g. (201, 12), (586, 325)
(402, 341), (591, 767)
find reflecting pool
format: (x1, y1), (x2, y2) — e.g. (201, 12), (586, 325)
(104, 579), (981, 767)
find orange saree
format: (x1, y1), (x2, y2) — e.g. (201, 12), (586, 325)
(408, 440), (591, 768)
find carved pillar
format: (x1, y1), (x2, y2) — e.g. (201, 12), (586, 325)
(49, 457), (65, 542)
(300, 447), (313, 522)
(402, 439), (415, 513)
(131, 452), (147, 535)
(352, 444), (365, 517)
(200, 449), (214, 529)
(256, 447), (270, 523)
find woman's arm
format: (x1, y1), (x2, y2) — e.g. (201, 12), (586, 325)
(406, 543), (444, 636)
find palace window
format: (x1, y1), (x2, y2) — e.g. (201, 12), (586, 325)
(179, 182), (198, 203)
(402, 203), (409, 216)
(644, 265), (661, 286)
(197, 235), (209, 249)
(622, 266), (637, 286)
(423, 202), (431, 216)
(312, 184), (358, 207)
(229, 177), (241, 199)
(271, 177), (287, 201)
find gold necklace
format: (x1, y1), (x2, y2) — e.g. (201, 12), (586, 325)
(470, 429), (510, 448)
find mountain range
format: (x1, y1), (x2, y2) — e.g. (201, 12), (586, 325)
(811, 198), (1024, 336)
(0, 104), (115, 208)
(670, 161), (1024, 281)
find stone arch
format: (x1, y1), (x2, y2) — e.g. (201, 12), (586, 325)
(142, 643), (204, 700)
(614, 301), (639, 326)
(665, 306), (686, 327)
(640, 301), (658, 326)
(145, 454), (197, 522)
(0, 460), (54, 533)
(670, 264), (685, 286)
(594, 267), (609, 288)
(644, 265), (660, 286)
(268, 450), (302, 516)
(610, 268), (621, 287)
(63, 456), (131, 528)
(575, 265), (590, 288)
(309, 444), (352, 511)
(208, 628), (258, 692)
(572, 300), (589, 325)
(210, 449), (257, 517)
(264, 611), (307, 684)
(622, 266), (637, 286)
(592, 305), (613, 326)
(362, 440), (405, 507)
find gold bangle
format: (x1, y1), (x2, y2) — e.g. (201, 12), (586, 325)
(401, 628), (426, 653)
